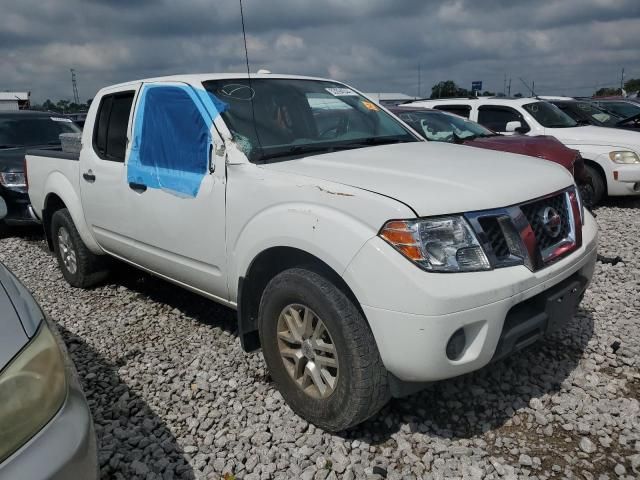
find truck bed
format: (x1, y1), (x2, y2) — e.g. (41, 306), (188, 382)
(25, 148), (80, 219)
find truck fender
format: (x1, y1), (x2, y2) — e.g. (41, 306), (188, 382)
(230, 202), (377, 301)
(43, 172), (102, 254)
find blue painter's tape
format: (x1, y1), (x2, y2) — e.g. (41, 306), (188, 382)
(127, 84), (227, 198)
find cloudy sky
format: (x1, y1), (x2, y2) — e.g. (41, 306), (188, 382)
(1, 0), (639, 103)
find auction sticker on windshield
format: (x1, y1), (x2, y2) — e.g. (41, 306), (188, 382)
(362, 100), (379, 111)
(50, 117), (73, 122)
(325, 87), (358, 97)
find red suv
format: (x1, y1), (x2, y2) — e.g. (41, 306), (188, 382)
(391, 107), (593, 204)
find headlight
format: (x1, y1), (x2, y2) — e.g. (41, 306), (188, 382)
(0, 322), (67, 462)
(379, 216), (491, 272)
(609, 151), (640, 164)
(0, 172), (26, 188)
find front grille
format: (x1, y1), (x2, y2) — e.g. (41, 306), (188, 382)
(520, 193), (570, 251)
(478, 217), (510, 260)
(467, 188), (580, 272)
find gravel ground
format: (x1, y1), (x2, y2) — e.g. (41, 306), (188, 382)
(1, 198), (639, 480)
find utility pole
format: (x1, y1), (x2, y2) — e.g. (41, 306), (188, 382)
(503, 73), (507, 96)
(508, 77), (512, 97)
(418, 64), (421, 99)
(621, 67), (625, 93)
(70, 69), (80, 104)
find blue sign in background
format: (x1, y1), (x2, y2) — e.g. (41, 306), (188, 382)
(472, 81), (482, 91)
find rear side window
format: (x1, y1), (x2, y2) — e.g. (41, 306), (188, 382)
(433, 105), (471, 118)
(477, 106), (527, 131)
(92, 92), (135, 162)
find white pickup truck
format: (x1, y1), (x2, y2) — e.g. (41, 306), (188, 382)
(26, 74), (598, 431)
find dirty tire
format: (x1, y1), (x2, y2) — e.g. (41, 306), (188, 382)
(258, 267), (389, 432)
(51, 208), (108, 288)
(584, 164), (605, 206)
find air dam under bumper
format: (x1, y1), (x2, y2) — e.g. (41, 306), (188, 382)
(343, 210), (598, 384)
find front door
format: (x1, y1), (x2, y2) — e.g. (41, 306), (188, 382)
(123, 82), (229, 301)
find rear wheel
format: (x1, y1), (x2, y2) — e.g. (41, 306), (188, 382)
(51, 209), (108, 288)
(258, 268), (389, 431)
(584, 164), (606, 206)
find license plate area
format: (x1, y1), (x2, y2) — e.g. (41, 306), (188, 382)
(545, 280), (582, 333)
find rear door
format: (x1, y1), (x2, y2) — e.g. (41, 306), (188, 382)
(80, 87), (140, 257)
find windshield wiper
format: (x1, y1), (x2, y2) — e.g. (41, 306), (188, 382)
(258, 136), (414, 162)
(259, 144), (336, 162)
(339, 136), (415, 148)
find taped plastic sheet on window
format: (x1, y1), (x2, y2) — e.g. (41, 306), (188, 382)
(127, 84), (227, 198)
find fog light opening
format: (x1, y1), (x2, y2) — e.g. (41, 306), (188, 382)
(633, 182), (640, 192)
(446, 328), (467, 361)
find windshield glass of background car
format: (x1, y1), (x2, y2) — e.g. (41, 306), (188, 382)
(398, 111), (493, 142)
(523, 102), (577, 128)
(576, 102), (620, 126)
(0, 117), (81, 147)
(601, 102), (640, 119)
(203, 78), (417, 162)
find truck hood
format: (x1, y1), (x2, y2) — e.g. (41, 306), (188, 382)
(261, 142), (574, 217)
(464, 135), (576, 170)
(546, 125), (640, 150)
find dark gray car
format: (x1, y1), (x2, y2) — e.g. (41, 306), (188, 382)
(0, 262), (97, 479)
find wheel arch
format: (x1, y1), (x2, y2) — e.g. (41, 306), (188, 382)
(582, 158), (607, 189)
(41, 173), (102, 253)
(237, 246), (366, 352)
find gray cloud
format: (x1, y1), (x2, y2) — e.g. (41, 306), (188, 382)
(1, 0), (638, 102)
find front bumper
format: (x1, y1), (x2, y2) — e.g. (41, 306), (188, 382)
(606, 163), (640, 196)
(343, 210), (598, 383)
(0, 338), (98, 480)
(0, 188), (39, 225)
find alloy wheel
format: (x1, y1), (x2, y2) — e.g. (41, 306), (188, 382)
(57, 227), (78, 274)
(276, 304), (339, 399)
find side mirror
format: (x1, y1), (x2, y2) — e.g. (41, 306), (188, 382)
(505, 120), (522, 132)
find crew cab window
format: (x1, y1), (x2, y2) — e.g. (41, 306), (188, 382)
(433, 105), (471, 118)
(127, 84), (213, 198)
(477, 106), (528, 132)
(93, 91), (135, 162)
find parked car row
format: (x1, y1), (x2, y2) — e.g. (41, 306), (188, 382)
(406, 96), (640, 204)
(20, 73), (599, 433)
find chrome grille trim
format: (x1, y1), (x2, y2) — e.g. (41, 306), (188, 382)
(466, 187), (580, 272)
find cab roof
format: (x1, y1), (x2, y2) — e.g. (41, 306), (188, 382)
(101, 73), (340, 92)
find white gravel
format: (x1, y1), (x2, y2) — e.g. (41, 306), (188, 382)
(1, 197), (638, 480)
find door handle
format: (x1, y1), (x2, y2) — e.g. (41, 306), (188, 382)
(82, 171), (96, 182)
(128, 182), (147, 193)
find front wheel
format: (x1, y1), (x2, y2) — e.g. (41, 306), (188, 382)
(583, 164), (606, 206)
(51, 209), (108, 288)
(258, 268), (389, 431)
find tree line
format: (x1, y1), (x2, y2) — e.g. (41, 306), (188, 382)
(430, 78), (640, 99)
(30, 98), (92, 114)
